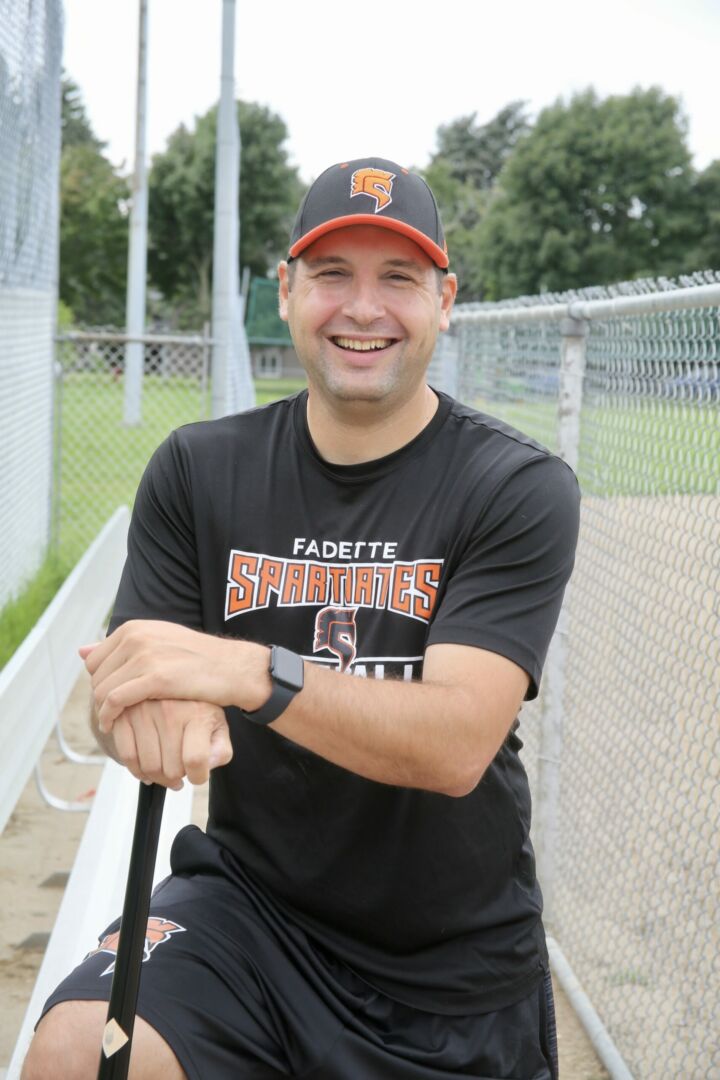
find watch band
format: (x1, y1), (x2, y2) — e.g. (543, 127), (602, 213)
(242, 645), (304, 726)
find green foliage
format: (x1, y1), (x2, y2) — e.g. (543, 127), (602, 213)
(686, 160), (720, 270)
(433, 102), (530, 189)
(60, 144), (129, 324)
(61, 75), (104, 150)
(148, 102), (303, 325)
(57, 298), (75, 330)
(422, 158), (489, 302)
(423, 103), (530, 301)
(59, 78), (129, 325)
(475, 87), (697, 298)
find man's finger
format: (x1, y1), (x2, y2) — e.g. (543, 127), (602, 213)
(97, 677), (160, 732)
(181, 718), (214, 786)
(208, 724), (234, 772)
(78, 643), (101, 660)
(81, 630), (117, 675)
(111, 716), (142, 781)
(153, 701), (188, 789)
(128, 705), (164, 781)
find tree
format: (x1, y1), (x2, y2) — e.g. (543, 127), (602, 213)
(475, 87), (697, 299)
(148, 102), (303, 324)
(686, 160), (720, 271)
(59, 78), (129, 324)
(422, 103), (530, 300)
(61, 75), (104, 150)
(433, 102), (530, 190)
(421, 158), (488, 302)
(59, 145), (129, 324)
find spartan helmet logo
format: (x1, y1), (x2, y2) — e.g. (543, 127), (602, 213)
(350, 167), (396, 213)
(85, 916), (186, 977)
(313, 607), (357, 672)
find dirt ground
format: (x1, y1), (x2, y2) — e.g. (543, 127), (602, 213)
(0, 673), (608, 1078)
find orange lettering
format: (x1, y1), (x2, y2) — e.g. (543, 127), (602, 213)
(375, 565), (392, 607)
(328, 565), (351, 604)
(257, 559), (283, 605)
(353, 566), (375, 606)
(391, 564), (413, 615)
(226, 553), (258, 614)
(281, 562), (306, 604)
(306, 563), (328, 604)
(413, 562), (441, 621)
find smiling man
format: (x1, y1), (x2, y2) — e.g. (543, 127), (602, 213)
(23, 158), (579, 1080)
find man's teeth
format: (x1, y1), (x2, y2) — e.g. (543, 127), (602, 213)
(333, 337), (394, 352)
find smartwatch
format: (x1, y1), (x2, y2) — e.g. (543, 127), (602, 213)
(241, 645), (305, 726)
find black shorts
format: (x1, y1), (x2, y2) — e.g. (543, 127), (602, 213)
(42, 826), (559, 1079)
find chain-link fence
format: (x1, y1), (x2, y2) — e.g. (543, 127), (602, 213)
(449, 270), (720, 1079)
(53, 331), (213, 565)
(0, 0), (63, 609)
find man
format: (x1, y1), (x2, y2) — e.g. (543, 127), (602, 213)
(24, 158), (579, 1079)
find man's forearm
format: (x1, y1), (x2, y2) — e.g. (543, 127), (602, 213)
(269, 662), (489, 796)
(84, 622), (527, 796)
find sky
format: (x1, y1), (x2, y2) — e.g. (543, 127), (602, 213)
(62, 0), (720, 183)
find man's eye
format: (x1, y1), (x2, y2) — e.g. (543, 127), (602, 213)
(317, 269), (346, 279)
(387, 273), (412, 283)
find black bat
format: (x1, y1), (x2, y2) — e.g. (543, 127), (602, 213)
(97, 781), (166, 1079)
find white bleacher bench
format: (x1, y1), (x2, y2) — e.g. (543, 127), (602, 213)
(2, 508), (194, 1077)
(0, 507), (130, 833)
(7, 763), (192, 1078)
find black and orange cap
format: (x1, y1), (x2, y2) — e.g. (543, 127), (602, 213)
(288, 157), (449, 270)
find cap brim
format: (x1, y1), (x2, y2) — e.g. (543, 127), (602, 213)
(289, 214), (449, 269)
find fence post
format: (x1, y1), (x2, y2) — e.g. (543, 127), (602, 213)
(49, 356), (64, 555)
(123, 0), (149, 426)
(210, 0), (239, 419)
(534, 316), (587, 929)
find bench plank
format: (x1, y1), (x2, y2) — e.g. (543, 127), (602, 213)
(6, 764), (193, 1078)
(0, 507), (130, 835)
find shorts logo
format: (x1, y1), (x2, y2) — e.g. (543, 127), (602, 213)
(314, 606), (357, 672)
(350, 167), (395, 213)
(85, 916), (186, 977)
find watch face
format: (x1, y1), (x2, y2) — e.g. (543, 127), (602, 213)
(271, 646), (305, 691)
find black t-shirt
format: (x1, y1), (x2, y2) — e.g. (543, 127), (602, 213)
(109, 390), (580, 1014)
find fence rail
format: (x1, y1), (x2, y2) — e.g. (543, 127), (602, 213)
(449, 273), (720, 1079)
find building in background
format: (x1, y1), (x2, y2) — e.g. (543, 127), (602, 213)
(245, 277), (302, 380)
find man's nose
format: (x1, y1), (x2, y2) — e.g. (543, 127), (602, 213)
(341, 280), (386, 325)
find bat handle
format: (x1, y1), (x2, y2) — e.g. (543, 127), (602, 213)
(97, 782), (167, 1080)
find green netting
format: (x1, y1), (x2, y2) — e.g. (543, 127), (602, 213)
(245, 277), (292, 345)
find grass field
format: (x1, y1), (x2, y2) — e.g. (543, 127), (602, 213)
(0, 371), (716, 668)
(0, 375), (305, 668)
(478, 395), (719, 497)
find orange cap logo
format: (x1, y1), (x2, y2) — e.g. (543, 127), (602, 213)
(350, 167), (395, 213)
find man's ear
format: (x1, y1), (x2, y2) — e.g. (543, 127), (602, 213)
(277, 261), (290, 321)
(438, 273), (458, 333)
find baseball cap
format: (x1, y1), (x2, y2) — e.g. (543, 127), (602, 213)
(288, 157), (449, 270)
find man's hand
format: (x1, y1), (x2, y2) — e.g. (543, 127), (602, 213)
(81, 620), (270, 732)
(91, 697), (233, 789)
